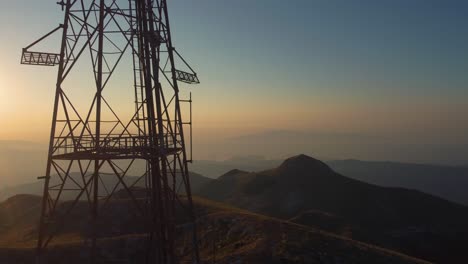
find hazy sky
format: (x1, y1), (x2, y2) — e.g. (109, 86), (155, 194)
(1, 0), (468, 162)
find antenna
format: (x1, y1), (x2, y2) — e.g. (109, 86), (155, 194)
(21, 0), (200, 263)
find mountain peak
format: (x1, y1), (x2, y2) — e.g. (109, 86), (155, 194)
(218, 169), (249, 180)
(278, 154), (332, 174)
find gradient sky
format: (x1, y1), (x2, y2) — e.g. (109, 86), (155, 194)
(1, 0), (468, 161)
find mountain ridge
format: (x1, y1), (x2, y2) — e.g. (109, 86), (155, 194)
(198, 154), (468, 263)
(328, 159), (468, 205)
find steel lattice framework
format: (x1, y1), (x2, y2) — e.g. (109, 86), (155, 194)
(21, 0), (200, 263)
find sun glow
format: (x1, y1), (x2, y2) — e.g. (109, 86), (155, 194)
(0, 70), (10, 118)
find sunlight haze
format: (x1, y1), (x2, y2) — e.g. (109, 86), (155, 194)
(0, 0), (467, 180)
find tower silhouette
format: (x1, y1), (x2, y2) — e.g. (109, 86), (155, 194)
(21, 0), (200, 263)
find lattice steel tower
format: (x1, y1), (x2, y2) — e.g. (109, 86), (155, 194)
(21, 0), (200, 263)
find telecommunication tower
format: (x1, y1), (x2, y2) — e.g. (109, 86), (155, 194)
(21, 0), (200, 263)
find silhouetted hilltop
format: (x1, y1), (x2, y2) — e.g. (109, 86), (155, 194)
(218, 169), (249, 180)
(279, 154), (332, 174)
(0, 194), (41, 228)
(199, 154), (468, 263)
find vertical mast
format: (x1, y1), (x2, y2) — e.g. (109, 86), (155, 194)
(161, 0), (201, 261)
(22, 0), (201, 263)
(36, 0), (71, 262)
(90, 0), (105, 262)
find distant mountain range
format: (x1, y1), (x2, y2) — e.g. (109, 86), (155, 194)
(2, 139), (468, 207)
(198, 154), (468, 263)
(328, 159), (468, 206)
(189, 157), (468, 206)
(190, 157), (283, 178)
(0, 171), (212, 202)
(2, 153), (468, 262)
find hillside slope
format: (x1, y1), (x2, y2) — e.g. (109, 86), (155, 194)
(0, 194), (429, 264)
(327, 159), (468, 205)
(199, 154), (468, 263)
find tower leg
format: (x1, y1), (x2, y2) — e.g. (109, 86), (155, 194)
(36, 0), (72, 262)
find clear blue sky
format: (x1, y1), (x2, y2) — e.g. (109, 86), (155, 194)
(170, 0), (468, 98)
(0, 0), (467, 162)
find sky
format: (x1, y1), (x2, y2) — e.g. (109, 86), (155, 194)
(0, 0), (468, 164)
